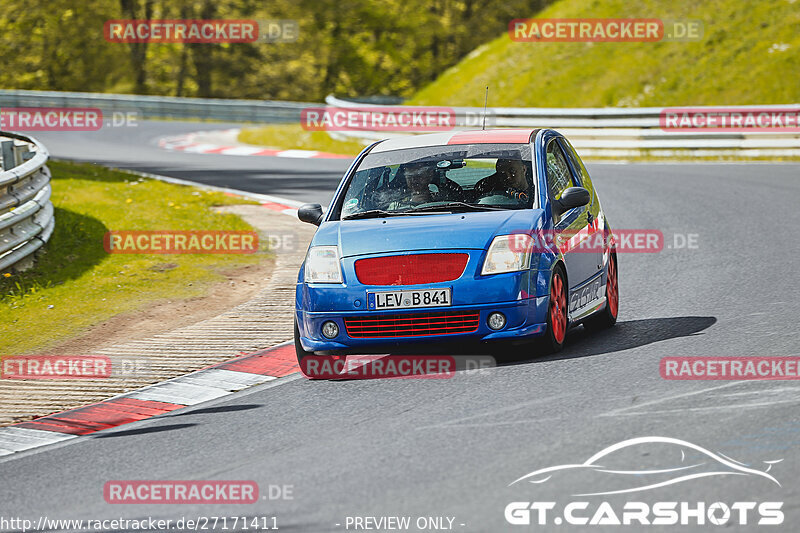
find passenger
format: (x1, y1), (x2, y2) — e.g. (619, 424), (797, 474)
(474, 158), (529, 198)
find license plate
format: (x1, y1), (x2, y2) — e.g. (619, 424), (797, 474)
(369, 288), (452, 310)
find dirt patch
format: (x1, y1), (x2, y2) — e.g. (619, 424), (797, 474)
(0, 203), (316, 427)
(45, 203), (283, 355)
(47, 257), (275, 355)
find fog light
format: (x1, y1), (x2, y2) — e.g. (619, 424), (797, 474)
(321, 321), (339, 339)
(488, 312), (506, 330)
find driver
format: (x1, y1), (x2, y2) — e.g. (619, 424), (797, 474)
(404, 161), (436, 204)
(388, 161), (463, 209)
(474, 158), (529, 198)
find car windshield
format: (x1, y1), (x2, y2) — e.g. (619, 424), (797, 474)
(337, 143), (534, 219)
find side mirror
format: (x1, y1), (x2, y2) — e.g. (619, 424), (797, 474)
(553, 187), (590, 216)
(298, 203), (324, 226)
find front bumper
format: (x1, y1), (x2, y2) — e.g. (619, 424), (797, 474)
(297, 296), (548, 352)
(297, 249), (554, 353)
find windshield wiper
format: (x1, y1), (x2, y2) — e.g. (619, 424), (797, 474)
(404, 202), (507, 213)
(341, 209), (430, 220)
(342, 202), (506, 220)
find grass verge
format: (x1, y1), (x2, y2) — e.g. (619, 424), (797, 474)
(410, 0), (800, 107)
(238, 124), (365, 156)
(0, 160), (265, 355)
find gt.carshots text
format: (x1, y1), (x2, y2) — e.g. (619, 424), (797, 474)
(505, 437), (785, 527)
(504, 501), (783, 526)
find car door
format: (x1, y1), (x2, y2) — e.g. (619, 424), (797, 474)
(544, 139), (598, 315)
(560, 137), (604, 281)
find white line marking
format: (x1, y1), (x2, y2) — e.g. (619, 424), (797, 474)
(216, 146), (266, 156)
(276, 149), (319, 158)
(0, 427), (77, 453)
(601, 382), (742, 417)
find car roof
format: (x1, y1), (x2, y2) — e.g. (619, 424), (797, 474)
(369, 129), (540, 153)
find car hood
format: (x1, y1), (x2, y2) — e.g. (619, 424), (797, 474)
(311, 209), (546, 258)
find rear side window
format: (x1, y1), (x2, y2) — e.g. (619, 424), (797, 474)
(545, 140), (574, 201)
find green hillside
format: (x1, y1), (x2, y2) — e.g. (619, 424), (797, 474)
(410, 0), (800, 107)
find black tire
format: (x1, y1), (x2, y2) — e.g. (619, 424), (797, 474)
(295, 318), (343, 379)
(294, 317), (314, 364)
(584, 253), (619, 331)
(540, 265), (568, 354)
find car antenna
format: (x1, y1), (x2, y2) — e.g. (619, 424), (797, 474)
(482, 86), (489, 130)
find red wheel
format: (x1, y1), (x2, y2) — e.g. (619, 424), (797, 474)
(584, 253), (618, 331)
(550, 271), (567, 343)
(541, 266), (568, 353)
(606, 252), (618, 319)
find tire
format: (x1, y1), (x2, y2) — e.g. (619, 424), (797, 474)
(584, 252), (619, 331)
(295, 316), (314, 362)
(295, 317), (341, 379)
(541, 265), (568, 353)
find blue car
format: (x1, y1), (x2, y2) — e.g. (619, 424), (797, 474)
(295, 129), (618, 368)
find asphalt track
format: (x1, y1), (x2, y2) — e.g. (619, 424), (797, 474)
(33, 120), (350, 205)
(3, 120), (800, 532)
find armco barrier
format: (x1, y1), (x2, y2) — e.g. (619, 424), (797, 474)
(0, 89), (311, 123)
(1, 90), (797, 157)
(324, 95), (800, 158)
(0, 132), (54, 272)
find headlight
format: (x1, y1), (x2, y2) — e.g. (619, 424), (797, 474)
(481, 234), (533, 275)
(304, 246), (343, 283)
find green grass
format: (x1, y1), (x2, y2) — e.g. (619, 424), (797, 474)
(409, 0), (800, 107)
(0, 161), (265, 355)
(238, 124), (365, 156)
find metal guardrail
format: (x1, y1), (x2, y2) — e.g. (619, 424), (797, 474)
(1, 90), (797, 157)
(0, 132), (54, 273)
(0, 89), (314, 123)
(324, 95), (800, 157)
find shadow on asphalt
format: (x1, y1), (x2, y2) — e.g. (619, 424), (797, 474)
(511, 315), (718, 365)
(317, 316), (717, 380)
(165, 404), (263, 417)
(92, 423), (197, 438)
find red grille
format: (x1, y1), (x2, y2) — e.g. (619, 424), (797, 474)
(345, 310), (480, 338)
(355, 253), (469, 286)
